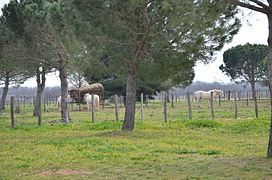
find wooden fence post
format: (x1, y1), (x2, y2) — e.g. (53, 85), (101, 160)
(141, 93), (144, 121)
(228, 90), (231, 101)
(114, 95), (119, 122)
(210, 92), (214, 120)
(186, 92), (192, 119)
(246, 91), (249, 106)
(91, 94), (95, 123)
(15, 97), (20, 114)
(43, 98), (46, 112)
(234, 91), (238, 119)
(171, 92), (174, 109)
(219, 94), (221, 107)
(10, 96), (15, 128)
(164, 92), (167, 123)
(145, 95), (148, 107)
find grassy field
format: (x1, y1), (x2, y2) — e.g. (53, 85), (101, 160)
(1, 98), (272, 179)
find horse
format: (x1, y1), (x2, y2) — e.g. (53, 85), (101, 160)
(194, 89), (224, 108)
(83, 93), (100, 111)
(209, 89), (224, 100)
(69, 83), (104, 103)
(56, 95), (74, 110)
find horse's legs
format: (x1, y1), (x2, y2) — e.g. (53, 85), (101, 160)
(196, 99), (201, 108)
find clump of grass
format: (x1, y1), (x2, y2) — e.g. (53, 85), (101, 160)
(225, 120), (269, 134)
(184, 120), (222, 129)
(174, 149), (221, 155)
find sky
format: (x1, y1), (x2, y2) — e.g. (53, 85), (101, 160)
(0, 1), (269, 87)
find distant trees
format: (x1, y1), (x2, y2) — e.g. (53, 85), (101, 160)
(225, 0), (272, 159)
(220, 43), (268, 118)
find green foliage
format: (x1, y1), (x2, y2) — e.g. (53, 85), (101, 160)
(220, 43), (268, 83)
(102, 76), (163, 98)
(67, 0), (240, 85)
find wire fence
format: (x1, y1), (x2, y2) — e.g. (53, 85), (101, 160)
(1, 90), (271, 128)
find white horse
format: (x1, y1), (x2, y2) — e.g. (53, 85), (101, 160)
(209, 89), (224, 100)
(56, 95), (74, 110)
(194, 89), (224, 108)
(83, 93), (100, 111)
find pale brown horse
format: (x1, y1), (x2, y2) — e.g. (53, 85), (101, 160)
(68, 83), (104, 103)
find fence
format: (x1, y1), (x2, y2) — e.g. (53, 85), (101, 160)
(3, 90), (271, 128)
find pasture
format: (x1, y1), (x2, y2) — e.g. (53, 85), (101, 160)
(1, 98), (272, 179)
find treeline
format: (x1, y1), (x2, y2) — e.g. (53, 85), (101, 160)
(1, 81), (268, 99)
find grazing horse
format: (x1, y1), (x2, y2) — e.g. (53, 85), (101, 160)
(56, 95), (74, 110)
(84, 93), (100, 111)
(194, 89), (224, 108)
(69, 83), (104, 103)
(209, 89), (224, 100)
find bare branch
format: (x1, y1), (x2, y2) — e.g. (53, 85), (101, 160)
(225, 0), (269, 14)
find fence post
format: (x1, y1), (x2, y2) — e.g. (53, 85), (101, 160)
(171, 92), (174, 108)
(219, 94), (221, 107)
(234, 91), (238, 119)
(246, 91), (249, 106)
(145, 95), (149, 107)
(228, 90), (231, 101)
(114, 95), (119, 122)
(186, 92), (192, 119)
(210, 92), (214, 120)
(164, 92), (167, 123)
(10, 96), (15, 128)
(91, 94), (95, 123)
(15, 97), (20, 114)
(43, 98), (46, 112)
(141, 93), (144, 121)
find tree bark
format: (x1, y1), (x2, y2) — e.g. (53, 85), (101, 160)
(59, 66), (69, 123)
(250, 81), (258, 118)
(122, 63), (137, 131)
(267, 14), (272, 157)
(33, 68), (46, 124)
(0, 71), (10, 111)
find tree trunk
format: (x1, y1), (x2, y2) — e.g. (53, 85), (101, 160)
(250, 81), (258, 118)
(0, 71), (10, 111)
(59, 67), (69, 123)
(33, 68), (46, 122)
(267, 14), (272, 158)
(122, 63), (137, 131)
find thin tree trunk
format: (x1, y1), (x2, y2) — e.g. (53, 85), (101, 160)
(59, 66), (69, 123)
(251, 81), (258, 118)
(122, 63), (137, 131)
(1, 71), (10, 111)
(33, 68), (46, 119)
(267, 14), (272, 158)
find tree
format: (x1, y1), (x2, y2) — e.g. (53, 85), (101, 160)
(225, 0), (272, 158)
(1, 0), (80, 123)
(0, 17), (32, 111)
(220, 43), (268, 118)
(69, 0), (240, 130)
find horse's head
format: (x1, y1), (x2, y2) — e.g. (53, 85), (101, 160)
(68, 89), (80, 102)
(220, 90), (224, 98)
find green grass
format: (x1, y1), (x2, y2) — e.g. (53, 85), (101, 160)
(0, 99), (272, 179)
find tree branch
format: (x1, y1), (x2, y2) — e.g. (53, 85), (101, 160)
(225, 0), (268, 14)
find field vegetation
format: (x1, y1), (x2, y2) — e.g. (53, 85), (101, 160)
(1, 99), (272, 179)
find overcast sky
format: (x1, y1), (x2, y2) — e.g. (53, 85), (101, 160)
(0, 1), (269, 87)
